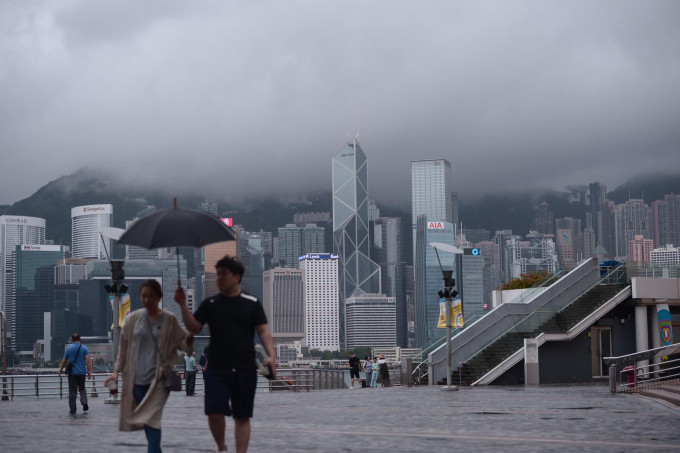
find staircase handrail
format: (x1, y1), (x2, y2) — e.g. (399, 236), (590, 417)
(458, 263), (626, 368)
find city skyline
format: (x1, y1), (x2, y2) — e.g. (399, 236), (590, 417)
(1, 2), (679, 206)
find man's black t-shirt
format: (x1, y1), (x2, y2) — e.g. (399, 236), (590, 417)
(194, 292), (267, 370)
(348, 356), (360, 370)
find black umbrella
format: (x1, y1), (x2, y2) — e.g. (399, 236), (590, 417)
(117, 198), (236, 287)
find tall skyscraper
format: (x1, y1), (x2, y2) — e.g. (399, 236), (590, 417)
(652, 194), (680, 248)
(1, 215), (46, 351)
(332, 137), (381, 347)
(373, 217), (406, 346)
(411, 159), (453, 264)
(263, 268), (304, 344)
(531, 202), (555, 235)
(277, 224), (325, 269)
(628, 235), (654, 263)
(14, 244), (65, 352)
(300, 254), (339, 351)
(71, 204), (113, 259)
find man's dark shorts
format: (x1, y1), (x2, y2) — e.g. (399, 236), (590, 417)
(204, 367), (257, 418)
(349, 367), (360, 379)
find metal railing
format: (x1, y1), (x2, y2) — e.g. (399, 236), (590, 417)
(604, 343), (680, 393)
(0, 368), (359, 400)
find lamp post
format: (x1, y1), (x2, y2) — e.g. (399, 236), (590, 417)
(104, 260), (127, 405)
(1, 310), (7, 400)
(430, 242), (463, 391)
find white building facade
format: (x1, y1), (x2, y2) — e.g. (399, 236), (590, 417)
(0, 215), (46, 351)
(71, 204), (113, 259)
(300, 254), (339, 351)
(262, 267), (305, 344)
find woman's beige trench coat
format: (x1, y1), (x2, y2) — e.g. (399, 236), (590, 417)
(115, 308), (192, 431)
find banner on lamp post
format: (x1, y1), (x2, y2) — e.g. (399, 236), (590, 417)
(437, 298), (464, 328)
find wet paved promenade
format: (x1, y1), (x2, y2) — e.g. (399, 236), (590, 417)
(1, 384), (679, 452)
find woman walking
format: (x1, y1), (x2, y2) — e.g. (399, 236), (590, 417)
(104, 280), (193, 453)
(363, 356), (373, 388)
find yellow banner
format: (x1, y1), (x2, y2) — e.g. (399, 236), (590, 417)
(119, 293), (131, 327)
(437, 298), (464, 328)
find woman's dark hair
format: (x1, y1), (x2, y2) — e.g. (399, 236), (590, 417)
(140, 279), (163, 299)
(365, 356), (370, 360)
(215, 255), (245, 279)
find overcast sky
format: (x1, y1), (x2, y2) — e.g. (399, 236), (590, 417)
(1, 1), (679, 207)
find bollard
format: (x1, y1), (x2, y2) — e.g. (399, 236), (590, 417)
(608, 364), (617, 393)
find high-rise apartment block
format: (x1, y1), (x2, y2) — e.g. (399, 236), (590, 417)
(628, 235), (654, 263)
(300, 254), (339, 351)
(531, 202), (555, 235)
(71, 204), (113, 259)
(1, 215), (46, 351)
(263, 268), (305, 344)
(277, 224), (325, 269)
(652, 194), (680, 248)
(614, 199), (651, 260)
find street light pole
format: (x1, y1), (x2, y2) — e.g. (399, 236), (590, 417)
(104, 260), (126, 405)
(430, 242), (463, 392)
(1, 310), (8, 400)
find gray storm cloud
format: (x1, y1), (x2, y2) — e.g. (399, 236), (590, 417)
(1, 0), (679, 206)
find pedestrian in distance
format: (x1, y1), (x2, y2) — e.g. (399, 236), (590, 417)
(174, 255), (276, 453)
(58, 333), (92, 414)
(363, 356), (373, 388)
(185, 352), (198, 395)
(104, 279), (194, 453)
(370, 357), (379, 387)
(378, 354), (391, 388)
(348, 351), (362, 389)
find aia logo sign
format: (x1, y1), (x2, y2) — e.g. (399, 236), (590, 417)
(428, 222), (444, 229)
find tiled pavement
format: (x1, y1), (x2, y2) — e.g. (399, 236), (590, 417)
(1, 384), (679, 452)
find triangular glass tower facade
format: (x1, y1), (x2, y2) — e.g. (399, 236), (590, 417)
(332, 137), (381, 347)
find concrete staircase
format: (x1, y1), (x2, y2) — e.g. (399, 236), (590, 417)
(448, 283), (628, 386)
(640, 381), (680, 407)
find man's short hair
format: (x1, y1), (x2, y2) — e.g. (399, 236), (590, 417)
(72, 333), (81, 342)
(215, 255), (245, 279)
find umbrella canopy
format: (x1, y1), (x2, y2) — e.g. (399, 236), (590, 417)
(117, 198), (236, 287)
(117, 198), (236, 249)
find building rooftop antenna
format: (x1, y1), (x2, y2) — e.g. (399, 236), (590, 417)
(345, 99), (360, 146)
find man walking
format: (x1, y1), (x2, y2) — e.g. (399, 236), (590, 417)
(185, 352), (198, 395)
(58, 333), (92, 414)
(174, 255), (276, 453)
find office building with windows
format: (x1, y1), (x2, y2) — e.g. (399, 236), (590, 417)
(71, 204), (113, 259)
(1, 215), (46, 351)
(373, 217), (406, 346)
(344, 294), (396, 349)
(300, 254), (339, 351)
(14, 244), (65, 353)
(411, 159), (453, 265)
(263, 268), (304, 344)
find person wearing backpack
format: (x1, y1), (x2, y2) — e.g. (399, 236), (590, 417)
(58, 333), (92, 414)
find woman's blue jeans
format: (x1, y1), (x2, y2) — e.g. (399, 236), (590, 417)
(133, 384), (162, 453)
(370, 370), (378, 387)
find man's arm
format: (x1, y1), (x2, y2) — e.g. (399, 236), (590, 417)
(85, 355), (92, 378)
(255, 323), (276, 377)
(58, 358), (68, 376)
(173, 287), (204, 334)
